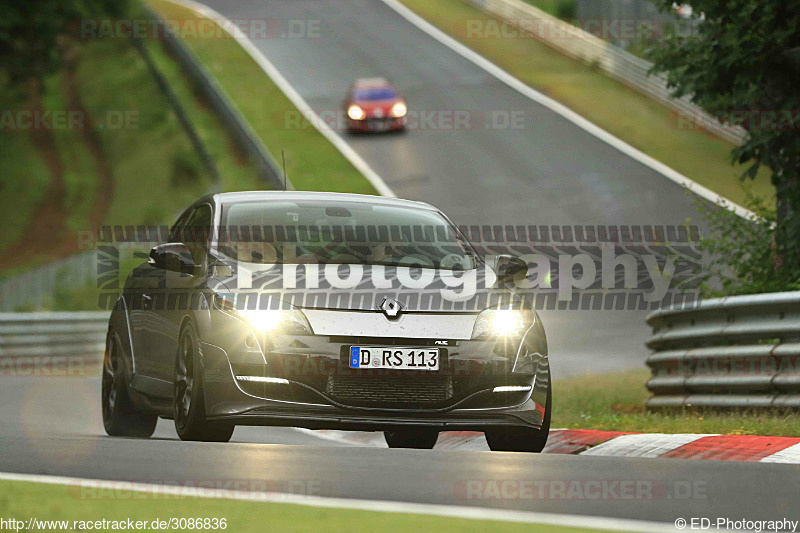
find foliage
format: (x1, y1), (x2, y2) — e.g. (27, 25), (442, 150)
(697, 194), (800, 297)
(647, 0), (800, 289)
(0, 0), (130, 85)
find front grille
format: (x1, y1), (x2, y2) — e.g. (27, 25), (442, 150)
(326, 374), (454, 408)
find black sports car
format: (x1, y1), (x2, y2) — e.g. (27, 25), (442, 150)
(102, 191), (551, 451)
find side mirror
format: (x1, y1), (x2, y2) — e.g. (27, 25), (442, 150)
(494, 254), (528, 285)
(149, 243), (198, 275)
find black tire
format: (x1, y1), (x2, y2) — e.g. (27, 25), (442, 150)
(173, 323), (234, 442)
(485, 386), (552, 453)
(102, 332), (157, 438)
(384, 428), (439, 449)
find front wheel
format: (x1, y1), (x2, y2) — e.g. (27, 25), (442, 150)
(485, 386), (551, 453)
(384, 428), (439, 449)
(102, 332), (157, 438)
(173, 324), (234, 442)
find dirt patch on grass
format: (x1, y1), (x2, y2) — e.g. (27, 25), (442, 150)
(0, 79), (70, 270)
(61, 43), (114, 229)
(0, 46), (114, 271)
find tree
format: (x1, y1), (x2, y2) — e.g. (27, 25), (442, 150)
(0, 0), (129, 87)
(648, 0), (800, 288)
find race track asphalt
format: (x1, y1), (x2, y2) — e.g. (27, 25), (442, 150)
(1, 376), (798, 527)
(198, 0), (711, 377)
(2, 2), (776, 528)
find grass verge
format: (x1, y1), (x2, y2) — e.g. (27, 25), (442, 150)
(554, 370), (800, 436)
(148, 0), (376, 195)
(0, 480), (596, 533)
(0, 9), (261, 275)
(397, 0), (775, 207)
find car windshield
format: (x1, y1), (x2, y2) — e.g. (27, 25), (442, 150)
(353, 87), (396, 100)
(218, 200), (477, 269)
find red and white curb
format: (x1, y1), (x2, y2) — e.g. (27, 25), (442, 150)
(297, 429), (800, 463)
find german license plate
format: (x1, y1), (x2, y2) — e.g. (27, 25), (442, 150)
(369, 119), (389, 131)
(349, 347), (439, 371)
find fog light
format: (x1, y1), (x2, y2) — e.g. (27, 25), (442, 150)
(236, 376), (289, 384)
(492, 385), (531, 393)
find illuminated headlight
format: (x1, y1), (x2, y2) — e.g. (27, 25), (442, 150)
(472, 308), (533, 339)
(214, 293), (312, 334)
(347, 105), (365, 120)
(391, 102), (407, 117)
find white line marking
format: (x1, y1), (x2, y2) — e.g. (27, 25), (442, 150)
(580, 433), (717, 458)
(759, 442), (800, 464)
(379, 0), (756, 219)
(161, 0), (396, 197)
(0, 471), (679, 532)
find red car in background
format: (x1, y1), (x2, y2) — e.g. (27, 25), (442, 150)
(345, 78), (407, 132)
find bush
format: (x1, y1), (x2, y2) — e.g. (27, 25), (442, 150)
(698, 194), (800, 297)
(555, 0), (576, 20)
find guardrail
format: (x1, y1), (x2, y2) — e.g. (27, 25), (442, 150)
(0, 251), (97, 312)
(148, 9), (285, 189)
(0, 313), (108, 369)
(466, 0), (747, 145)
(0, 9), (290, 312)
(645, 291), (800, 409)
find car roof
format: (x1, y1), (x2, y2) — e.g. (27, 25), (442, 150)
(353, 77), (392, 88)
(210, 191), (437, 211)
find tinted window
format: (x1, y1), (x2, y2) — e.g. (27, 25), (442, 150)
(182, 204), (212, 265)
(168, 209), (192, 242)
(219, 200), (476, 269)
(353, 88), (396, 101)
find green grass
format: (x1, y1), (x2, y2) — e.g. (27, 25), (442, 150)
(141, 37), (262, 196)
(41, 74), (98, 235)
(0, 114), (50, 254)
(554, 370), (800, 436)
(148, 0), (376, 195)
(0, 480), (596, 533)
(523, 0), (574, 18)
(0, 23), (256, 272)
(77, 36), (223, 230)
(399, 0), (775, 208)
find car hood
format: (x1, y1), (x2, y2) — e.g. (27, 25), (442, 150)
(211, 263), (521, 313)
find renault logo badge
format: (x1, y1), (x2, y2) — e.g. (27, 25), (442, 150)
(380, 298), (402, 318)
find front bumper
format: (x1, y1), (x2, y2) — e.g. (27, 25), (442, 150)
(207, 397), (546, 432)
(199, 332), (550, 431)
(347, 116), (406, 132)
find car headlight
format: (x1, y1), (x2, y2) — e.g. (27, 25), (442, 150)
(347, 105), (365, 120)
(214, 293), (312, 334)
(391, 102), (407, 117)
(472, 307), (534, 339)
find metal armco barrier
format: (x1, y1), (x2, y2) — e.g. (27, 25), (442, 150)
(646, 291), (800, 409)
(149, 9), (286, 190)
(466, 0), (747, 145)
(0, 313), (109, 365)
